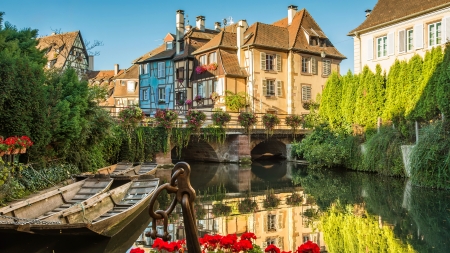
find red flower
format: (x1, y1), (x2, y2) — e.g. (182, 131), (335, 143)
(220, 234), (237, 249)
(241, 232), (257, 241)
(236, 239), (253, 251)
(265, 244), (281, 253)
(296, 241), (320, 253)
(152, 238), (166, 250)
(130, 247), (145, 253)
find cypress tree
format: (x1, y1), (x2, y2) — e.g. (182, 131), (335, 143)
(319, 72), (342, 129)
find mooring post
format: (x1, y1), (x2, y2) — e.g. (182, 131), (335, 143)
(146, 162), (201, 252)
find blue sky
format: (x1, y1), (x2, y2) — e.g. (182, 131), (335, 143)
(2, 0), (377, 74)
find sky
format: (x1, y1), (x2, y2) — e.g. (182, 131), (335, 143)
(2, 0), (378, 74)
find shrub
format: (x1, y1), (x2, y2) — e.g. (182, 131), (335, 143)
(118, 106), (145, 131)
(186, 110), (206, 132)
(262, 114), (280, 137)
(238, 198), (258, 214)
(285, 114), (303, 137)
(211, 109), (231, 128)
(263, 189), (280, 209)
(238, 112), (257, 133)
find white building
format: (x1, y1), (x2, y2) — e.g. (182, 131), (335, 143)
(349, 0), (450, 74)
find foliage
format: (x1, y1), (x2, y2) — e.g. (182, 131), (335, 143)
(286, 192), (303, 206)
(238, 112), (257, 133)
(410, 121), (450, 189)
(262, 114), (280, 137)
(118, 106), (145, 132)
(154, 110), (178, 130)
(320, 203), (416, 253)
(320, 72), (343, 129)
(198, 184), (227, 202)
(238, 197), (258, 214)
(212, 202), (232, 217)
(211, 109), (231, 128)
(285, 114), (303, 137)
(194, 202), (207, 220)
(225, 90), (248, 112)
(186, 110), (206, 133)
(263, 188), (280, 209)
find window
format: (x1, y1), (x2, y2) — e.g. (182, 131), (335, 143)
(302, 57), (310, 73)
(180, 41), (185, 52)
(140, 64), (148, 75)
(176, 67), (185, 80)
(302, 234), (310, 243)
(302, 85), (311, 101)
(121, 81), (126, 86)
(142, 89), (148, 100)
(267, 214), (276, 231)
(322, 60), (331, 76)
(127, 81), (135, 93)
(429, 22), (442, 47)
(209, 52), (217, 63)
(407, 29), (414, 51)
(166, 41), (173, 50)
(263, 80), (275, 96)
(197, 82), (205, 98)
(199, 55), (207, 65)
(158, 87), (166, 102)
(377, 36), (387, 58)
(158, 62), (165, 78)
(260, 52), (281, 71)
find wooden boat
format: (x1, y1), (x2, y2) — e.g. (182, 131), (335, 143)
(0, 176), (113, 222)
(110, 162), (158, 179)
(0, 177), (160, 237)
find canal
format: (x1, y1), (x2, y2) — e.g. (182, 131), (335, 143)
(3, 161), (449, 252)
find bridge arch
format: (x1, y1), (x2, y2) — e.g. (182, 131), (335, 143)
(171, 139), (220, 162)
(250, 138), (287, 160)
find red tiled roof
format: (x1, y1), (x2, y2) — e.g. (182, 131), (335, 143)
(87, 69), (124, 82)
(219, 49), (247, 77)
(37, 31), (85, 68)
(243, 22), (289, 50)
(133, 44), (166, 63)
(192, 31), (237, 55)
(114, 64), (138, 80)
(349, 0), (450, 35)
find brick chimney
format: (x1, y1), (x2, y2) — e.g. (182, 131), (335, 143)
(288, 5), (298, 25)
(196, 16), (205, 31)
(176, 10), (185, 55)
(237, 20), (248, 66)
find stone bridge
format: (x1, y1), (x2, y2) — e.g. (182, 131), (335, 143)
(155, 129), (308, 165)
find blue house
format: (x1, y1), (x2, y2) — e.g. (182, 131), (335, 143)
(135, 33), (176, 115)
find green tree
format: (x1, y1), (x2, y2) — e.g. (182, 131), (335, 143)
(319, 72), (342, 129)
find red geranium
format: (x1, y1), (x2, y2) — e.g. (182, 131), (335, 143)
(265, 244), (281, 253)
(130, 247), (145, 253)
(241, 232), (256, 241)
(296, 241), (320, 253)
(219, 234), (237, 249)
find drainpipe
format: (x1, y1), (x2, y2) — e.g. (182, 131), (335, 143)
(356, 32), (362, 74)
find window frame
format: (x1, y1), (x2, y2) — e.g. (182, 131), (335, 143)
(142, 89), (149, 101)
(157, 62), (165, 78)
(302, 57), (311, 74)
(199, 55), (207, 65)
(428, 21), (442, 47)
(322, 59), (331, 76)
(267, 214), (277, 232)
(166, 41), (173, 50)
(266, 54), (275, 71)
(209, 52), (217, 64)
(407, 29), (414, 51)
(158, 87), (166, 103)
(301, 84), (312, 102)
(377, 35), (388, 58)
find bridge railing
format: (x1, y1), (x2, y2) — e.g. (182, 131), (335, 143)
(101, 106), (308, 132)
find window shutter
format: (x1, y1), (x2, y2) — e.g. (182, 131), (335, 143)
(302, 86), (311, 101)
(443, 16), (450, 43)
(262, 80), (267, 96)
(278, 213), (285, 229)
(311, 57), (317, 75)
(261, 52), (266, 70)
(367, 38), (374, 60)
(140, 89), (143, 100)
(398, 30), (406, 53)
(276, 54), (282, 71)
(150, 87), (155, 103)
(165, 86), (171, 103)
(263, 215), (268, 232)
(388, 32), (395, 56)
(277, 237), (284, 249)
(414, 24), (423, 49)
(276, 81), (283, 97)
(193, 83), (197, 98)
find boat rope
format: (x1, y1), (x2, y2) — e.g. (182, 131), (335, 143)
(78, 202), (91, 224)
(0, 214), (61, 225)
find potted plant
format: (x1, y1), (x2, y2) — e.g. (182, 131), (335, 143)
(208, 62), (218, 71)
(154, 109), (178, 130)
(238, 198), (258, 214)
(285, 114), (303, 138)
(194, 95), (203, 102)
(176, 99), (185, 106)
(18, 136), (33, 153)
(0, 137), (7, 156)
(158, 99), (166, 104)
(211, 109), (231, 128)
(196, 65), (206, 74)
(238, 112), (257, 133)
(286, 192), (303, 206)
(118, 105), (145, 133)
(185, 99), (193, 109)
(4, 136), (21, 155)
(263, 189), (280, 209)
(262, 113), (281, 137)
(186, 110), (206, 133)
(210, 91), (219, 102)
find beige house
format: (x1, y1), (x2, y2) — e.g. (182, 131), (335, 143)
(349, 0), (450, 74)
(37, 31), (92, 75)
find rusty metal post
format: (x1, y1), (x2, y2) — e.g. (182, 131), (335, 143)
(146, 162), (201, 252)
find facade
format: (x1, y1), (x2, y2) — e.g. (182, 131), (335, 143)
(136, 34), (176, 115)
(349, 0), (450, 74)
(37, 31), (91, 75)
(173, 11), (220, 114)
(242, 6), (346, 115)
(112, 64), (140, 110)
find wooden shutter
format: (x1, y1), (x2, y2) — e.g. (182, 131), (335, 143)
(165, 86), (171, 103)
(150, 87), (155, 103)
(443, 16), (450, 43)
(262, 80), (267, 96)
(261, 52), (266, 70)
(367, 38), (374, 60)
(388, 32), (395, 56)
(276, 54), (282, 71)
(263, 215), (268, 232)
(311, 57), (317, 75)
(278, 213), (285, 229)
(302, 85), (311, 101)
(276, 81), (283, 97)
(277, 237), (284, 249)
(193, 83), (197, 98)
(398, 30), (406, 53)
(414, 24), (423, 49)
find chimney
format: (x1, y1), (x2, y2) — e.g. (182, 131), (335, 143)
(215, 22), (221, 31)
(176, 10), (185, 55)
(365, 9), (372, 18)
(88, 55), (94, 71)
(196, 16), (205, 31)
(237, 20), (248, 66)
(288, 5), (298, 25)
(114, 64), (119, 76)
(185, 24), (192, 33)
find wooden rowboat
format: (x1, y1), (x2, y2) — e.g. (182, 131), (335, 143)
(110, 162), (158, 179)
(0, 176), (113, 223)
(1, 177), (159, 237)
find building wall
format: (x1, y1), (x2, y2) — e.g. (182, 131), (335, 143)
(355, 7), (450, 74)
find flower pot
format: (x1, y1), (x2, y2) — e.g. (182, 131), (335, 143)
(20, 148), (26, 154)
(11, 149), (20, 155)
(0, 151), (4, 157)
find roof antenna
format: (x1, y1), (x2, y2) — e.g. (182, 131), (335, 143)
(223, 18), (227, 27)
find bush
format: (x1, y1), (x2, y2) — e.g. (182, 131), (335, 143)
(211, 109), (231, 128)
(238, 198), (258, 213)
(410, 121), (450, 189)
(361, 127), (406, 176)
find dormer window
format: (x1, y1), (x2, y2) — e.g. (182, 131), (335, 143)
(166, 41), (173, 50)
(209, 52), (217, 63)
